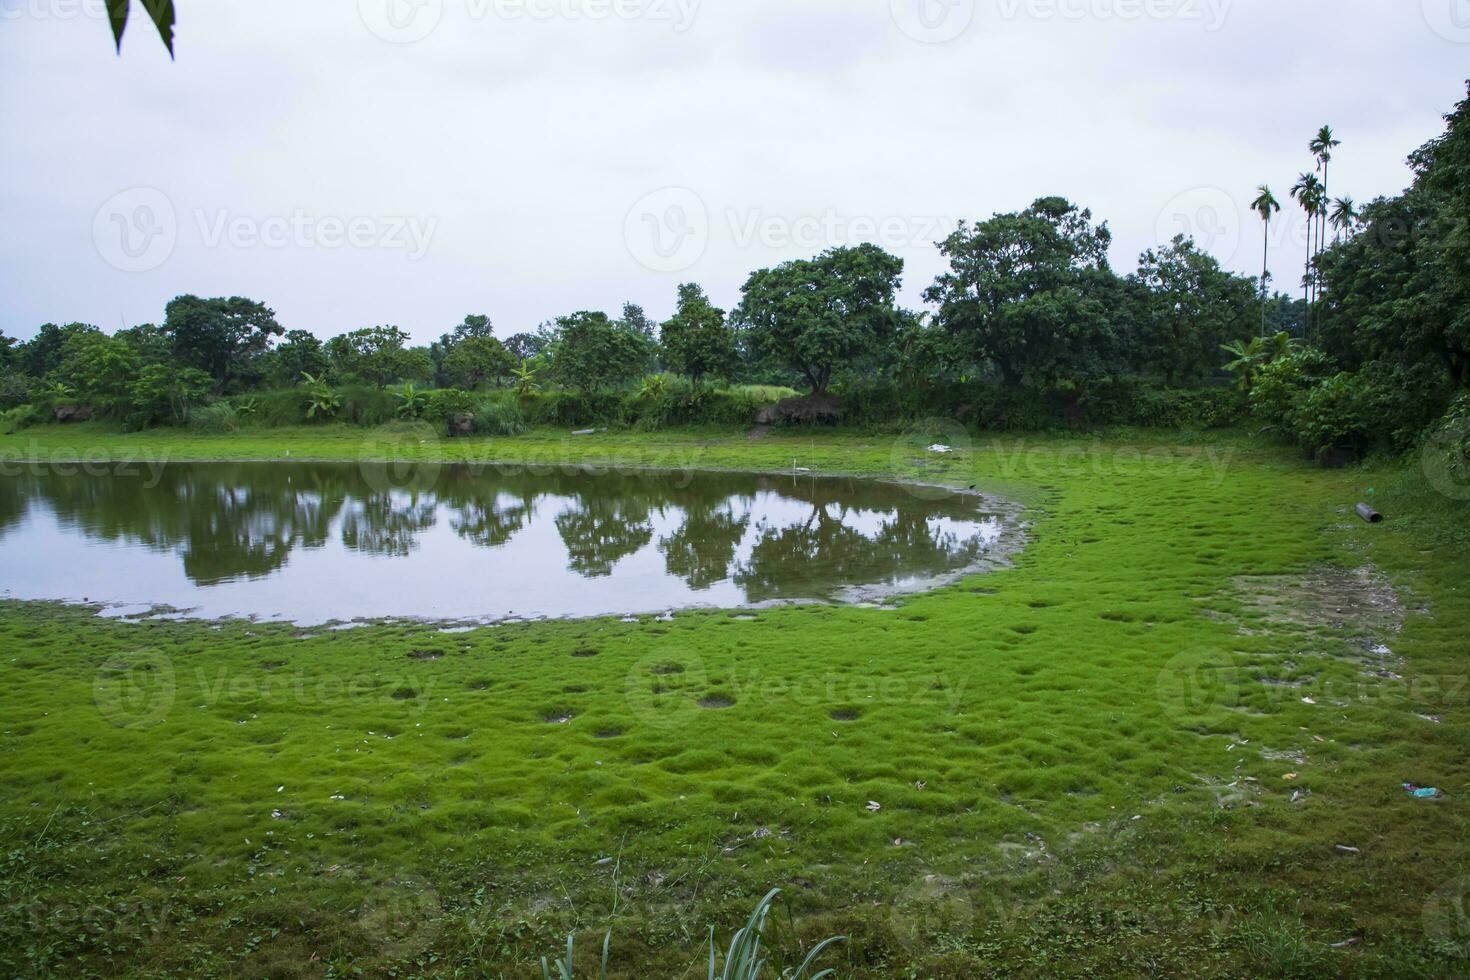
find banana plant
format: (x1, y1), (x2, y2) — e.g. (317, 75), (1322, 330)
(636, 374), (670, 401)
(512, 360), (541, 398)
(1220, 337), (1266, 391)
(301, 372), (340, 421)
(391, 382), (427, 420)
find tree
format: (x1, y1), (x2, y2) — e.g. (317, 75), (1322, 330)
(1251, 185), (1282, 337)
(18, 323), (99, 378)
(660, 283), (738, 384)
(1329, 197), (1358, 242)
(551, 312), (652, 392)
(504, 332), (549, 363)
(1290, 174), (1325, 330)
(129, 364), (214, 427)
(926, 197), (1116, 395)
(268, 330), (329, 387)
(56, 331), (140, 414)
(162, 295), (284, 393)
(1132, 235), (1257, 385)
(618, 303), (657, 342)
(443, 336), (514, 390)
(325, 326), (423, 389)
(116, 323), (172, 366)
(1316, 85), (1470, 389)
(0, 330), (14, 371)
(431, 314), (497, 386)
(735, 244), (904, 396)
(1310, 125), (1341, 300)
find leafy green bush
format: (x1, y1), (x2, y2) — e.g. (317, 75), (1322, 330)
(336, 385), (399, 426)
(127, 365), (215, 430)
(1423, 393), (1470, 494)
(0, 404), (40, 434)
(473, 396), (527, 436)
(1250, 348), (1335, 434)
(1293, 372), (1369, 459)
(425, 388), (476, 423)
(0, 371), (33, 411)
(1288, 359), (1449, 461)
(186, 402), (240, 434)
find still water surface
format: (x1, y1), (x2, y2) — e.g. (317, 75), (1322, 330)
(0, 462), (1006, 623)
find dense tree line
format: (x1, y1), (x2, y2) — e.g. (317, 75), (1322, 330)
(0, 208), (1276, 423)
(3, 84), (1466, 464)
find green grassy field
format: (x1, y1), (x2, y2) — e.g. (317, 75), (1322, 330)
(1, 423), (1468, 977)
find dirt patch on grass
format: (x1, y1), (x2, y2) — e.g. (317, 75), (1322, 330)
(1228, 564), (1408, 638)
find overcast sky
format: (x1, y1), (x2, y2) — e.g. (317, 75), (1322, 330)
(1, 0), (1466, 344)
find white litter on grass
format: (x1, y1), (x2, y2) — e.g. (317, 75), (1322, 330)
(927, 444), (953, 454)
(866, 801), (881, 812)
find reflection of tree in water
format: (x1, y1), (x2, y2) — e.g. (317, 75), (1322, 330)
(7, 464), (348, 585)
(658, 500), (749, 590)
(733, 485), (986, 603)
(0, 476), (27, 538)
(3, 461), (995, 598)
(435, 469), (537, 550)
(448, 494), (532, 549)
(340, 491), (437, 558)
(555, 496), (654, 578)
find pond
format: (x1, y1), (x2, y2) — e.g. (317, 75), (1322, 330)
(0, 461), (1013, 624)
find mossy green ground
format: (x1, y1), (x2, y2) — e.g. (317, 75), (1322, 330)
(1, 424), (1468, 977)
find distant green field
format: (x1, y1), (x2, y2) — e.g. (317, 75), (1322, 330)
(1, 425), (1467, 977)
(725, 384), (801, 403)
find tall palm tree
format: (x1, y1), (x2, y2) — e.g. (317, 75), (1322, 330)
(1250, 185), (1282, 337)
(1308, 126), (1340, 308)
(1290, 172), (1322, 331)
(1330, 197), (1358, 242)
